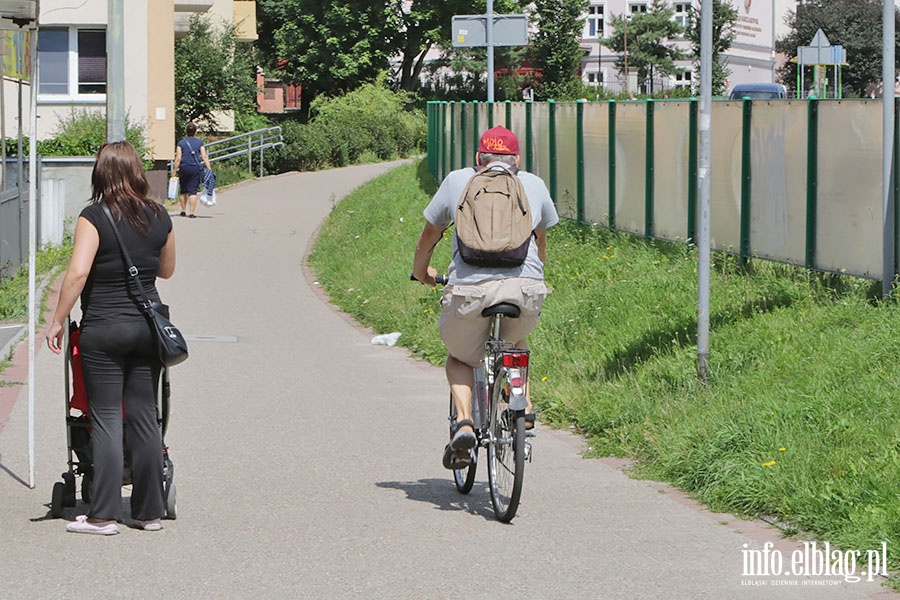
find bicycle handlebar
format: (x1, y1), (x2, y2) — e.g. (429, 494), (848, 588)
(410, 273), (449, 285)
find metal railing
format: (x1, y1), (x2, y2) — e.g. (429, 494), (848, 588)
(205, 126), (284, 177)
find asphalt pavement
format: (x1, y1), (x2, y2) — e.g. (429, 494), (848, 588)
(0, 162), (896, 599)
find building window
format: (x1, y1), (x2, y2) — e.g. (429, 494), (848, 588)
(586, 70), (605, 85)
(673, 2), (690, 34)
(585, 3), (605, 39)
(629, 2), (648, 14)
(38, 27), (107, 98)
(674, 69), (692, 88)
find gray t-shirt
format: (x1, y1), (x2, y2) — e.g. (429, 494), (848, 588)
(423, 162), (559, 285)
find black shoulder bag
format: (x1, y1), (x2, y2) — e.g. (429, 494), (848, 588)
(101, 205), (189, 367)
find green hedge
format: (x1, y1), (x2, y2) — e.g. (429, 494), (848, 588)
(270, 83), (426, 173)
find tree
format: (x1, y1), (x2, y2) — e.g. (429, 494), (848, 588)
(174, 15), (256, 132)
(776, 0), (900, 97)
(686, 0), (737, 96)
(389, 1), (480, 92)
(257, 0), (397, 109)
(604, 0), (685, 94)
(531, 0), (590, 100)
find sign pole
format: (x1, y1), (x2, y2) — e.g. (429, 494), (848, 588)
(883, 0), (896, 296)
(697, 0), (712, 381)
(486, 0), (494, 103)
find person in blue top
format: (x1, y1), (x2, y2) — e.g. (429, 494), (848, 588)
(172, 122), (212, 218)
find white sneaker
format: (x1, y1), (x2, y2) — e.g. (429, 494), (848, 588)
(137, 518), (163, 531)
(66, 515), (119, 535)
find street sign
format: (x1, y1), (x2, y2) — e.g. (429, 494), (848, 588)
(452, 14), (528, 47)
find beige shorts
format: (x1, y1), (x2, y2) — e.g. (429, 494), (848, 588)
(438, 277), (550, 368)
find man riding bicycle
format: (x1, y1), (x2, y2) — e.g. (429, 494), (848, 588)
(412, 126), (559, 470)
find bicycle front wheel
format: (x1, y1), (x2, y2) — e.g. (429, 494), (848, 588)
(487, 372), (525, 522)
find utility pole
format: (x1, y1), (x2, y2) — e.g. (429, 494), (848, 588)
(624, 15), (629, 94)
(107, 0), (125, 142)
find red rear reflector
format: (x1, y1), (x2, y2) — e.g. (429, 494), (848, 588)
(511, 377), (524, 387)
(502, 353), (529, 367)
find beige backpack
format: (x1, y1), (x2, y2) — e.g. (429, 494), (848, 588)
(455, 166), (532, 268)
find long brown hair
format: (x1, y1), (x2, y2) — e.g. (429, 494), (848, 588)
(90, 141), (162, 233)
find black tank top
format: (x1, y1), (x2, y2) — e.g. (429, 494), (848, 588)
(79, 202), (172, 324)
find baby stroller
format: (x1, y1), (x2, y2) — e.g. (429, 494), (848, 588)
(50, 319), (177, 519)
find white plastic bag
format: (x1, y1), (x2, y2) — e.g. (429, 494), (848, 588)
(166, 176), (179, 200)
(371, 332), (401, 347)
(199, 189), (216, 207)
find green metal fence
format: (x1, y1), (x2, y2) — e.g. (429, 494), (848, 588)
(427, 99), (896, 281)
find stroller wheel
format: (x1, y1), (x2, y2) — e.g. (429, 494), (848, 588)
(51, 482), (65, 518)
(165, 482), (177, 520)
(62, 472), (77, 507)
(81, 473), (93, 503)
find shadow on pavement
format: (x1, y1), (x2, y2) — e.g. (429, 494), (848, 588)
(0, 455), (29, 488)
(377, 478), (498, 521)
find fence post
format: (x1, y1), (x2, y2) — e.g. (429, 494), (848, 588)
(549, 99), (557, 204)
(505, 100), (512, 129)
(608, 99), (616, 231)
(645, 98), (655, 238)
(805, 97), (818, 269)
(576, 99), (585, 224)
(688, 99), (698, 243)
(248, 135), (253, 173)
(740, 98), (753, 266)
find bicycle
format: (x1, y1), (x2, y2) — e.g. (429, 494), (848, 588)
(424, 274), (533, 522)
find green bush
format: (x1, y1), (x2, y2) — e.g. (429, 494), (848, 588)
(25, 109), (154, 165)
(269, 81), (426, 173)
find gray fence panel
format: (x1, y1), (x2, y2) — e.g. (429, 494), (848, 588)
(614, 102), (647, 235)
(748, 100), (808, 266)
(816, 100), (883, 278)
(709, 101), (743, 252)
(555, 102), (579, 220)
(653, 100), (691, 242)
(530, 103), (552, 186)
(583, 101), (610, 226)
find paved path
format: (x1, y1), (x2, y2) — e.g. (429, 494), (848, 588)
(0, 163), (895, 599)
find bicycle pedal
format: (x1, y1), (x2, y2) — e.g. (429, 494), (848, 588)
(524, 441), (533, 462)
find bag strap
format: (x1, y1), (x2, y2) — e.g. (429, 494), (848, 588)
(101, 205), (153, 312)
(187, 139), (203, 168)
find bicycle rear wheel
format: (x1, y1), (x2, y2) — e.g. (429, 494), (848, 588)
(487, 370), (525, 522)
(449, 394), (477, 494)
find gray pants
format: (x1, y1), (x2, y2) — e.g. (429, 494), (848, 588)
(78, 319), (165, 521)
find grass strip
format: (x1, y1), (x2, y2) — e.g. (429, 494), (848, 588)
(309, 159), (900, 583)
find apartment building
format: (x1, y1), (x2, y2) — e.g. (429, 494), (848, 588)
(580, 0), (793, 94)
(0, 0), (255, 169)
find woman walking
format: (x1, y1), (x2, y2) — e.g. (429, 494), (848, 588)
(172, 121), (212, 218)
(46, 141), (176, 535)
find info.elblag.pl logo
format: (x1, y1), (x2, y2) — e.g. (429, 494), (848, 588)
(742, 541), (889, 585)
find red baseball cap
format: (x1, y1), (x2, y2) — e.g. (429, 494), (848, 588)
(478, 126), (519, 155)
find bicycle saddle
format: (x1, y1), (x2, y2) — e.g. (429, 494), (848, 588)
(482, 303), (521, 318)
